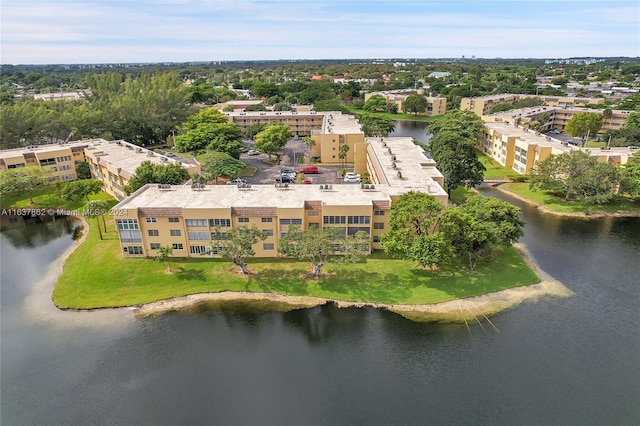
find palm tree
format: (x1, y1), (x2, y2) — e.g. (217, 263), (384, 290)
(156, 246), (173, 273)
(338, 144), (350, 169)
(84, 200), (108, 240)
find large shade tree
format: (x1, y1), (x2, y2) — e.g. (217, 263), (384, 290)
(210, 225), (267, 275)
(566, 112), (603, 146)
(0, 167), (47, 204)
(198, 151), (246, 184)
(174, 108), (243, 156)
(402, 94), (428, 115)
(359, 114), (395, 137)
(124, 161), (191, 195)
(254, 122), (292, 160)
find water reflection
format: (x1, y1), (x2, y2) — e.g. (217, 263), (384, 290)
(1, 215), (79, 248)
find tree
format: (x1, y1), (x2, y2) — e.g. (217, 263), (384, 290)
(210, 225), (267, 275)
(123, 161), (190, 195)
(359, 114), (395, 137)
(244, 104), (267, 112)
(623, 112), (640, 130)
(429, 131), (485, 196)
(156, 246), (173, 273)
(458, 195), (524, 245)
(75, 161), (91, 179)
(198, 151), (246, 184)
(254, 122), (292, 160)
(83, 199), (109, 240)
(174, 108), (243, 155)
(438, 208), (489, 272)
(338, 143), (350, 168)
(363, 94), (387, 112)
(619, 153), (640, 200)
(0, 167), (46, 204)
(380, 192), (451, 268)
(61, 179), (103, 202)
(530, 150), (619, 204)
(243, 122), (267, 140)
(566, 112), (603, 146)
(278, 225), (370, 278)
(402, 94), (428, 115)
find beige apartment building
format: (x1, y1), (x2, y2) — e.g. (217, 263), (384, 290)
(112, 136), (448, 258)
(364, 90), (447, 116)
(478, 121), (634, 175)
(0, 139), (201, 201)
(461, 94), (605, 117)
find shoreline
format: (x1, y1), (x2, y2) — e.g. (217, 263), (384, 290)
(131, 243), (574, 322)
(491, 184), (640, 219)
(44, 215), (573, 323)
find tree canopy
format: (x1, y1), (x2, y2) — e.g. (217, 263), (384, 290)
(529, 150), (619, 204)
(174, 108), (243, 156)
(566, 112), (603, 146)
(123, 161), (191, 195)
(210, 225), (267, 275)
(0, 167), (47, 203)
(402, 94), (428, 115)
(197, 151), (246, 184)
(359, 114), (395, 137)
(278, 225), (369, 278)
(363, 94), (388, 112)
(61, 179), (103, 202)
(254, 122), (292, 159)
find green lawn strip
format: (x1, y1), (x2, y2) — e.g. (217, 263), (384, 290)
(53, 214), (540, 309)
(477, 152), (519, 180)
(241, 166), (257, 177)
(450, 186), (474, 204)
(1, 186), (115, 211)
(502, 182), (640, 214)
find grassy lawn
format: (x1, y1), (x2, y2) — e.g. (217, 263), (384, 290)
(53, 213), (540, 309)
(0, 184), (115, 211)
(502, 182), (640, 214)
(478, 152), (519, 180)
(241, 166), (257, 177)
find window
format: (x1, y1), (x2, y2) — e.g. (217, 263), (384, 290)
(190, 245), (208, 254)
(279, 218), (302, 225)
(170, 229), (181, 237)
(146, 217), (157, 223)
(348, 216), (370, 225)
(374, 210), (385, 216)
(373, 223), (384, 230)
(39, 158), (56, 166)
(263, 229), (274, 237)
(172, 243), (184, 250)
(119, 230), (142, 243)
(212, 231), (228, 240)
(188, 231), (209, 240)
(238, 217), (249, 223)
(148, 229), (159, 237)
(280, 232), (288, 239)
(116, 219), (138, 230)
(308, 211), (319, 216)
(186, 219), (207, 227)
(348, 227), (370, 236)
(168, 217), (180, 223)
(209, 218), (231, 227)
(373, 236), (380, 243)
(323, 216), (346, 225)
(263, 243), (275, 250)
(150, 243), (161, 250)
(123, 246), (143, 255)
(261, 217), (272, 223)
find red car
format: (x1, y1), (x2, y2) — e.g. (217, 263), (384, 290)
(298, 166), (319, 174)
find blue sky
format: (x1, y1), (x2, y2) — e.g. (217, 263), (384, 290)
(1, 0), (639, 64)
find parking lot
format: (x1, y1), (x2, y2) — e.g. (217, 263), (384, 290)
(238, 139), (351, 185)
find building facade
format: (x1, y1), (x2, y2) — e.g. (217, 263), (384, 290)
(364, 90), (447, 116)
(112, 137), (448, 258)
(460, 94), (605, 117)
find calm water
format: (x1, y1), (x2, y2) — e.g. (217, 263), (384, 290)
(2, 200), (639, 425)
(390, 119), (431, 144)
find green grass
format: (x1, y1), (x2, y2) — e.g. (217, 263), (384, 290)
(450, 186), (474, 204)
(0, 184), (115, 211)
(478, 152), (519, 180)
(585, 141), (606, 148)
(241, 166), (257, 177)
(502, 182), (640, 214)
(53, 214), (540, 309)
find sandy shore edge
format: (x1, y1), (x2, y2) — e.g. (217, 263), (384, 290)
(132, 243), (574, 322)
(492, 184), (640, 218)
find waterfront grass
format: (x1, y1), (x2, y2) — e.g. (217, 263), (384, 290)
(502, 182), (640, 214)
(478, 153), (519, 180)
(0, 185), (115, 211)
(53, 214), (540, 309)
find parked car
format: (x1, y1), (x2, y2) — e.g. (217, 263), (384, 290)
(281, 168), (297, 180)
(629, 146), (639, 150)
(275, 175), (295, 183)
(302, 177), (313, 184)
(225, 178), (247, 185)
(247, 149), (260, 156)
(298, 165), (319, 174)
(343, 172), (361, 183)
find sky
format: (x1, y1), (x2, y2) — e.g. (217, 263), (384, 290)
(1, 0), (639, 65)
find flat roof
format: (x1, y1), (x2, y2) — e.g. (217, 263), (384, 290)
(0, 139), (97, 160)
(225, 110), (363, 134)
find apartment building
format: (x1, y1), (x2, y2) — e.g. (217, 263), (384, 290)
(111, 136), (448, 258)
(460, 94), (605, 116)
(478, 121), (634, 175)
(0, 139), (201, 201)
(364, 90), (447, 116)
(486, 106), (631, 132)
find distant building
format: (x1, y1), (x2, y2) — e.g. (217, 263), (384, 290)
(364, 90), (447, 116)
(460, 93), (605, 116)
(427, 72), (451, 79)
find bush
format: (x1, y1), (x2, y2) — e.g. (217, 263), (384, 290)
(511, 175), (530, 183)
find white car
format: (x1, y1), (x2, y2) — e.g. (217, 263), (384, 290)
(343, 172), (361, 183)
(247, 150), (260, 156)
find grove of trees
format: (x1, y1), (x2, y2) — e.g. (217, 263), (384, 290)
(123, 161), (191, 195)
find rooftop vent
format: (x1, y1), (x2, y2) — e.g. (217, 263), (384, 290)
(157, 184), (171, 190)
